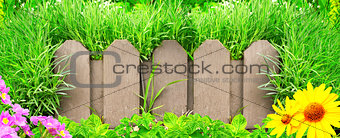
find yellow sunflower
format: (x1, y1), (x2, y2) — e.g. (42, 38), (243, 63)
(294, 82), (340, 138)
(266, 96), (301, 138)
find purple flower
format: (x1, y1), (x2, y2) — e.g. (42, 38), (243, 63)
(57, 124), (72, 138)
(0, 111), (14, 126)
(0, 125), (19, 138)
(13, 113), (27, 126)
(0, 76), (6, 91)
(22, 125), (34, 136)
(43, 117), (61, 135)
(0, 87), (11, 105)
(30, 116), (47, 125)
(12, 104), (29, 116)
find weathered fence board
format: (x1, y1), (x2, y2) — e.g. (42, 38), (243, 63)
(193, 40), (231, 122)
(90, 60), (104, 117)
(243, 40), (278, 128)
(103, 40), (140, 127)
(153, 40), (188, 117)
(54, 40), (90, 123)
(230, 60), (243, 118)
(55, 39), (279, 129)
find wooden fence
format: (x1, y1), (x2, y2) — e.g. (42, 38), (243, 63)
(54, 40), (278, 129)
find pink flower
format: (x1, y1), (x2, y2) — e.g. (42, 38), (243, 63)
(57, 124), (72, 138)
(30, 116), (47, 125)
(22, 125), (34, 136)
(0, 76), (6, 91)
(31, 116), (63, 136)
(0, 126), (20, 138)
(13, 113), (27, 126)
(12, 104), (29, 116)
(43, 117), (61, 135)
(0, 76), (11, 105)
(0, 87), (11, 105)
(0, 111), (14, 126)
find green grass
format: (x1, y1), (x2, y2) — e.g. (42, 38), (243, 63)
(39, 0), (194, 60)
(263, 12), (340, 102)
(0, 11), (69, 116)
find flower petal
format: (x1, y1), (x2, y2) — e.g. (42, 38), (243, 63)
(266, 120), (282, 128)
(307, 123), (316, 138)
(296, 122), (309, 138)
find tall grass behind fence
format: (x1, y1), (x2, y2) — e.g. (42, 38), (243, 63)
(35, 0), (305, 60)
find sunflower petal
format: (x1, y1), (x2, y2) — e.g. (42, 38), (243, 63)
(320, 120), (336, 136)
(324, 102), (340, 110)
(296, 122), (309, 138)
(322, 93), (339, 106)
(277, 99), (284, 111)
(276, 125), (286, 138)
(268, 114), (281, 120)
(315, 122), (325, 138)
(265, 120), (282, 128)
(307, 82), (314, 92)
(272, 105), (284, 115)
(286, 124), (292, 135)
(307, 123), (316, 138)
(324, 87), (332, 96)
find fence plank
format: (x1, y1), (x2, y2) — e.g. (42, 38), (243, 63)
(153, 40), (188, 118)
(243, 40), (278, 128)
(230, 60), (243, 119)
(103, 40), (140, 128)
(90, 60), (104, 117)
(193, 40), (231, 122)
(54, 40), (90, 123)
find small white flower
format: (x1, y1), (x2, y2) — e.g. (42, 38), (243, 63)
(133, 126), (139, 132)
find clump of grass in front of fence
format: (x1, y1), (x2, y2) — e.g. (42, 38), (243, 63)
(139, 63), (186, 114)
(263, 11), (340, 102)
(0, 11), (69, 116)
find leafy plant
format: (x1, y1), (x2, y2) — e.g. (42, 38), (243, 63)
(58, 114), (115, 137)
(114, 112), (250, 138)
(114, 112), (165, 137)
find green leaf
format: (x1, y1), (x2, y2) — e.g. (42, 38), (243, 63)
(235, 129), (250, 137)
(87, 114), (103, 127)
(231, 114), (247, 130)
(163, 112), (178, 128)
(96, 124), (110, 135)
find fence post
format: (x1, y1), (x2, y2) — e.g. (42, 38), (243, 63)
(243, 40), (278, 128)
(230, 60), (243, 119)
(90, 60), (104, 117)
(54, 40), (91, 122)
(193, 40), (231, 123)
(103, 40), (140, 128)
(153, 40), (188, 118)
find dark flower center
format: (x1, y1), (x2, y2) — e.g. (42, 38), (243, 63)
(304, 102), (325, 122)
(281, 114), (292, 125)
